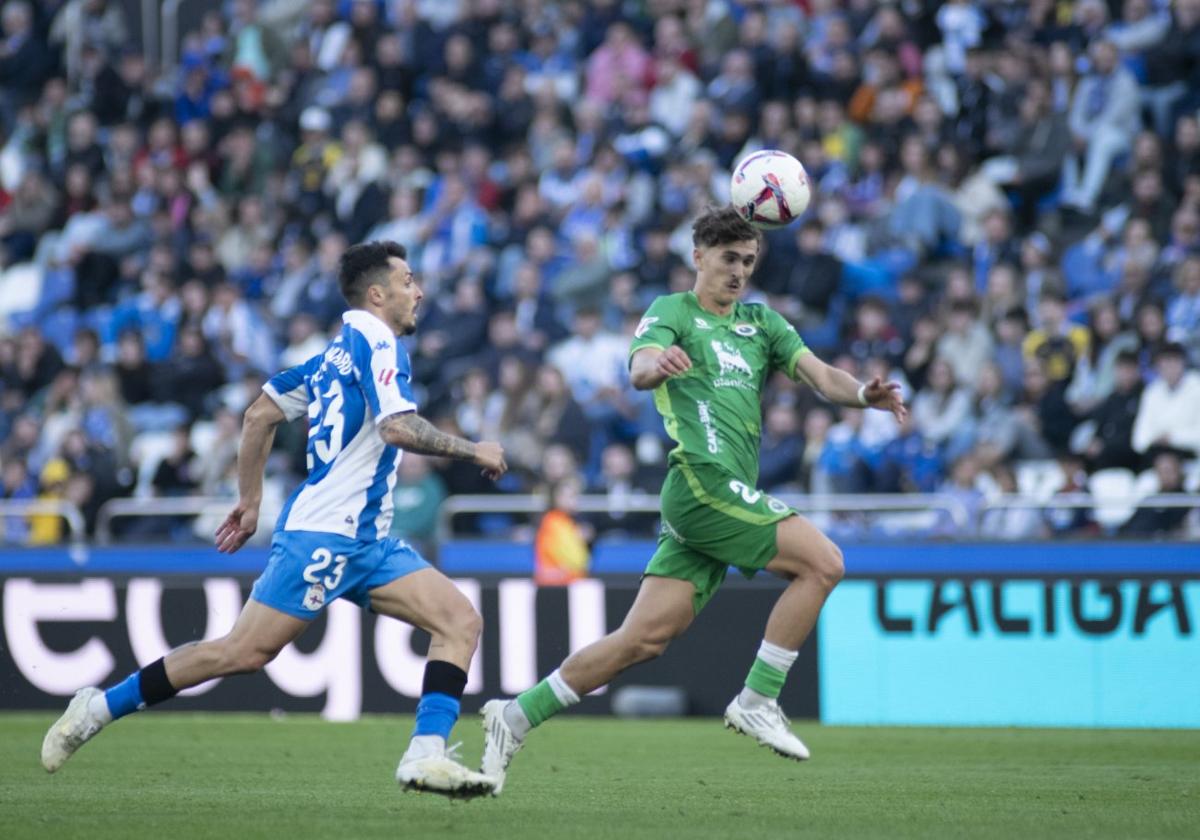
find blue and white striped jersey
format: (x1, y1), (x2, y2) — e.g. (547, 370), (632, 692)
(262, 310), (417, 541)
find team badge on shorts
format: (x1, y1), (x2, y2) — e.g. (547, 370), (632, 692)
(303, 583), (326, 611)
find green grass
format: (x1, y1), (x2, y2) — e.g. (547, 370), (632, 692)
(2, 713), (1197, 839)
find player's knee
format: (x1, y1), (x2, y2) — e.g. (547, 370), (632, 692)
(219, 639), (277, 675)
(456, 604), (483, 649)
(815, 539), (844, 591)
(436, 599), (482, 651)
(625, 629), (672, 664)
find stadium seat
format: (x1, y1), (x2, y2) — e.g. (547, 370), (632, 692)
(1014, 460), (1066, 502)
(129, 431), (178, 499)
(0, 263), (43, 323)
(39, 308), (79, 355)
(36, 267), (75, 312)
(1087, 468), (1138, 529)
(189, 421), (217, 456)
(1134, 469), (1162, 498)
(1184, 460), (1200, 494)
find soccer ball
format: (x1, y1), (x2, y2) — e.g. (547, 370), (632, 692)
(730, 150), (811, 230)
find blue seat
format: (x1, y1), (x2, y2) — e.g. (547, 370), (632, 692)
(40, 308), (79, 355)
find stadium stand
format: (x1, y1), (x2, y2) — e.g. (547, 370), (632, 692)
(1, 0), (1198, 546)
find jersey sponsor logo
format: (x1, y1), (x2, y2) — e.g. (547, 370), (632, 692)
(697, 400), (719, 453)
(378, 368), (396, 387)
(710, 340), (752, 377)
(733, 323), (757, 337)
(374, 340), (392, 351)
(694, 317), (712, 330)
(634, 316), (659, 338)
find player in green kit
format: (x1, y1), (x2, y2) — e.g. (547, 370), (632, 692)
(479, 207), (906, 791)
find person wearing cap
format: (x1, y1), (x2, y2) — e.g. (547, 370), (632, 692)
(1131, 342), (1200, 458)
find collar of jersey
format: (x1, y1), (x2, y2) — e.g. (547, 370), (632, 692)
(686, 291), (737, 324)
(343, 308), (393, 335)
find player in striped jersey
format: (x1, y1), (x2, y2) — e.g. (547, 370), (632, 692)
(42, 242), (507, 797)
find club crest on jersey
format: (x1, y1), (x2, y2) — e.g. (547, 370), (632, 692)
(634, 316), (659, 338)
(711, 340), (752, 377)
(694, 317), (712, 330)
(733, 323), (757, 337)
(303, 583), (326, 611)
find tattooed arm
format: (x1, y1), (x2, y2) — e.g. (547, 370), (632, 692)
(379, 412), (508, 478)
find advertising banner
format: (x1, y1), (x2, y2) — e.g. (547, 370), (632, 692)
(0, 575), (818, 720)
(819, 579), (1200, 728)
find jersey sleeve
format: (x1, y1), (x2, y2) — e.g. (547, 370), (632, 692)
(628, 296), (684, 361)
(353, 331), (418, 425)
(763, 308), (811, 378)
(262, 355), (320, 421)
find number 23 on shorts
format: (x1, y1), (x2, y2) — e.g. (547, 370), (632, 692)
(303, 547), (348, 590)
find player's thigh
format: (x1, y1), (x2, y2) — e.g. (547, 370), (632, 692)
(617, 574), (697, 644)
(765, 513), (844, 584)
(663, 463), (792, 584)
(223, 599), (309, 659)
(643, 532), (729, 616)
(368, 567), (479, 639)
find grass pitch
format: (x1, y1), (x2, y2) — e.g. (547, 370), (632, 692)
(2, 713), (1196, 839)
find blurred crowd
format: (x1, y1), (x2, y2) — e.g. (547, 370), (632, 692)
(1, 0), (1199, 547)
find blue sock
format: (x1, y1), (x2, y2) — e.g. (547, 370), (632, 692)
(413, 692), (460, 741)
(104, 672), (146, 720)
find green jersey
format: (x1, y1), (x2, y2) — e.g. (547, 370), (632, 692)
(629, 291), (809, 484)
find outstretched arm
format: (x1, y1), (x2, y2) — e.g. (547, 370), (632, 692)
(379, 411), (508, 479)
(794, 352), (908, 423)
(215, 394), (286, 553)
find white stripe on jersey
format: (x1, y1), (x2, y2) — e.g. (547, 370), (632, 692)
(283, 417), (386, 537)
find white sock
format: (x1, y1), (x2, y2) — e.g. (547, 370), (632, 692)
(739, 640), (799, 709)
(546, 669), (581, 705)
(88, 692), (113, 725)
(403, 734), (445, 760)
(503, 700), (532, 740)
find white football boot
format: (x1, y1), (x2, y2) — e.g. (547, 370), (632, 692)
(396, 742), (496, 799)
(41, 687), (107, 772)
(479, 699), (523, 795)
(723, 694), (811, 761)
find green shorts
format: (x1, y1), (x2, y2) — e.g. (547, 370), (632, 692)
(646, 462), (795, 614)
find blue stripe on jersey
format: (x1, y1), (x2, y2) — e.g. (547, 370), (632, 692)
(357, 443), (399, 541)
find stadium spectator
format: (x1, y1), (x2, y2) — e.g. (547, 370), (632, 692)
(1131, 342), (1200, 458)
(1082, 349), (1145, 471)
(1119, 451), (1191, 536)
(911, 358), (972, 456)
(533, 474), (592, 586)
(2, 0), (1198, 547)
(1063, 40), (1142, 215)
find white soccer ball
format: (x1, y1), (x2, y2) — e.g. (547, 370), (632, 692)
(730, 150), (811, 230)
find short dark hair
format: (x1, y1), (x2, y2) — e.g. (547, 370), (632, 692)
(1153, 341), (1187, 362)
(338, 241), (407, 306)
(692, 205), (761, 249)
